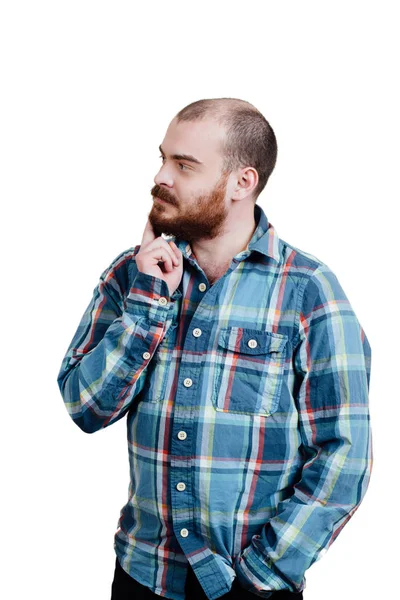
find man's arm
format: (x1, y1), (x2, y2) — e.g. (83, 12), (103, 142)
(56, 247), (179, 434)
(234, 264), (373, 597)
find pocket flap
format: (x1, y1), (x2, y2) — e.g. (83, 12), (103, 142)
(217, 327), (288, 355)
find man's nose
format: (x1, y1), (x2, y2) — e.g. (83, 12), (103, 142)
(154, 161), (175, 188)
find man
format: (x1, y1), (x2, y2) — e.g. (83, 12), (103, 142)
(57, 97), (373, 600)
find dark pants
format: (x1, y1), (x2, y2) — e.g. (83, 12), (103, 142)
(111, 556), (303, 599)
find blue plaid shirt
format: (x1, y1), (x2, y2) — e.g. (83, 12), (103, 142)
(57, 203), (372, 599)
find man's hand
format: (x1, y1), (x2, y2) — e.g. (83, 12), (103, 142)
(135, 218), (183, 297)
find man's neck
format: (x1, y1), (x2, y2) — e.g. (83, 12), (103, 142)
(192, 213), (257, 270)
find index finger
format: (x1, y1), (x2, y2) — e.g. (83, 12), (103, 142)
(140, 218), (157, 249)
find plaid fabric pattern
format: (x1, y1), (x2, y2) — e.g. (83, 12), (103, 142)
(57, 203), (372, 600)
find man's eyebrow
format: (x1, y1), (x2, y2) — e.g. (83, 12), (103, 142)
(159, 144), (203, 165)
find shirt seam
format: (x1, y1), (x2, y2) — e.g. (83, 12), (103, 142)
(291, 265), (320, 349)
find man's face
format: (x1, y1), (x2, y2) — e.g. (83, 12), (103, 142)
(149, 117), (232, 243)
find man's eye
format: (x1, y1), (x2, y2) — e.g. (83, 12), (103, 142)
(159, 155), (188, 171)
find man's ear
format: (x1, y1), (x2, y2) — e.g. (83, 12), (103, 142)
(232, 166), (259, 200)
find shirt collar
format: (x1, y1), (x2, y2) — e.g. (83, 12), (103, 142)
(169, 203), (280, 263)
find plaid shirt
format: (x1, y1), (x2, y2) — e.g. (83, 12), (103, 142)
(57, 203), (372, 599)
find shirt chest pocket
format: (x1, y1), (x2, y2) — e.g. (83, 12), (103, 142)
(212, 327), (288, 417)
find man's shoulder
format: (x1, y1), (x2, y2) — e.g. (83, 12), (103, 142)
(98, 245), (141, 299)
(99, 246), (138, 276)
(279, 237), (353, 317)
(278, 236), (332, 278)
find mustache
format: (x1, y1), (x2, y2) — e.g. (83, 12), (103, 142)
(151, 186), (176, 205)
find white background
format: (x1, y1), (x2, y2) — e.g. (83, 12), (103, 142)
(1, 1), (397, 598)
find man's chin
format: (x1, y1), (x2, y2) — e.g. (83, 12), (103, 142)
(148, 215), (174, 238)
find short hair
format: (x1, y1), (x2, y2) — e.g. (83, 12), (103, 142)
(174, 97), (277, 202)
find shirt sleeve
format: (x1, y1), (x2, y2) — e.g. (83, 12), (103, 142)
(56, 251), (180, 434)
(233, 264), (373, 597)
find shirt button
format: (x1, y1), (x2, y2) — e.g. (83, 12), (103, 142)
(183, 378), (193, 387)
(247, 338), (258, 349)
(180, 528), (189, 537)
(198, 283), (207, 292)
(158, 297), (168, 306)
(177, 482), (186, 491)
(178, 431), (187, 440)
(193, 328), (202, 337)
(142, 352), (151, 359)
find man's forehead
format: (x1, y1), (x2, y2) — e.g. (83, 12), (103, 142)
(163, 118), (224, 164)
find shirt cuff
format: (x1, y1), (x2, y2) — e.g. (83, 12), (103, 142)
(126, 270), (181, 322)
(234, 543), (290, 598)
